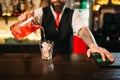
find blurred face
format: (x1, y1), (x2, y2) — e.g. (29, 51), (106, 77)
(50, 0), (66, 12)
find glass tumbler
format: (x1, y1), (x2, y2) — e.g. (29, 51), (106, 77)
(39, 40), (54, 60)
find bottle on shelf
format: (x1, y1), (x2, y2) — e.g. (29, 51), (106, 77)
(20, 0), (26, 14)
(8, 0), (14, 16)
(0, 2), (2, 16)
(12, 0), (21, 16)
(28, 0), (33, 10)
(2, 0), (7, 16)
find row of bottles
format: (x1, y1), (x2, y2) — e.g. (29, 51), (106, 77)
(0, 0), (34, 17)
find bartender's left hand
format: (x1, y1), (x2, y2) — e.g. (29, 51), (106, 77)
(86, 44), (115, 62)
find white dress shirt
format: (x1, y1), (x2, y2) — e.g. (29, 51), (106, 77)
(34, 5), (87, 35)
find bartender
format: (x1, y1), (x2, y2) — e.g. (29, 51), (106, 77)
(19, 0), (114, 62)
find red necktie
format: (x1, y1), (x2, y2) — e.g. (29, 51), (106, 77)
(55, 11), (60, 28)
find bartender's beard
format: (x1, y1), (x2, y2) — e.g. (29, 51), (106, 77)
(51, 1), (65, 13)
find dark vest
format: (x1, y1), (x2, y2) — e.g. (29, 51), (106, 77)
(41, 6), (74, 54)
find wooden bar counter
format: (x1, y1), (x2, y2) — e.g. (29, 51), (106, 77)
(0, 53), (119, 80)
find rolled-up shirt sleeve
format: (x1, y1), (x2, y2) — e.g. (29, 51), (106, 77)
(72, 9), (87, 35)
(34, 8), (43, 24)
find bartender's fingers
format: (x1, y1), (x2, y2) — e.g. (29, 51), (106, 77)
(18, 12), (28, 21)
(101, 49), (115, 62)
(27, 10), (34, 18)
(87, 48), (114, 62)
(105, 52), (115, 62)
(32, 17), (38, 24)
(18, 10), (34, 21)
(86, 49), (106, 61)
(86, 49), (91, 58)
(99, 52), (106, 61)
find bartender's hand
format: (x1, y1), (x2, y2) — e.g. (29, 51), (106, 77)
(18, 10), (44, 29)
(18, 10), (34, 21)
(86, 44), (115, 62)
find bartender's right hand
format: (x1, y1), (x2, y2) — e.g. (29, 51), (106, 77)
(18, 10), (34, 21)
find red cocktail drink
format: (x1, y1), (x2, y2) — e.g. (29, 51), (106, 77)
(10, 17), (41, 40)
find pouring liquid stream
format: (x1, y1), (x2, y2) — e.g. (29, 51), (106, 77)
(42, 29), (46, 41)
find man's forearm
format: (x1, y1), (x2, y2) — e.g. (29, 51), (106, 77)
(78, 27), (98, 48)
